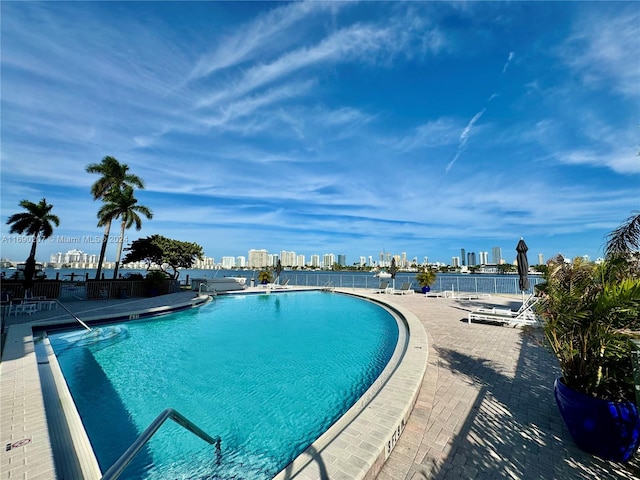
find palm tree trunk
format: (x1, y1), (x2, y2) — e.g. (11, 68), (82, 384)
(23, 235), (39, 291)
(95, 220), (112, 279)
(112, 221), (126, 279)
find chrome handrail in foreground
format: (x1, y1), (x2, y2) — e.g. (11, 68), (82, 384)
(101, 408), (221, 480)
(53, 299), (92, 331)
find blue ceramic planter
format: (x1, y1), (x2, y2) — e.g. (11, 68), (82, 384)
(554, 377), (640, 462)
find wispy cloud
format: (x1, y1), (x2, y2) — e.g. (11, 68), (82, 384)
(558, 8), (640, 97)
(502, 51), (514, 73)
(187, 2), (346, 82)
(445, 108), (486, 172)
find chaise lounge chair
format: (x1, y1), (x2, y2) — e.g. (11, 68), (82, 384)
(467, 294), (539, 326)
(370, 280), (390, 294)
(268, 278), (290, 289)
(392, 282), (414, 295)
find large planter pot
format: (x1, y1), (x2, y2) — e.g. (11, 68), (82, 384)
(554, 377), (640, 462)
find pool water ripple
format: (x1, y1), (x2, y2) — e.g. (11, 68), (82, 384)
(48, 291), (399, 479)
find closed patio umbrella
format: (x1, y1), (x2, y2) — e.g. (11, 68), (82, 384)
(390, 257), (398, 291)
(516, 238), (530, 294)
(275, 259), (283, 284)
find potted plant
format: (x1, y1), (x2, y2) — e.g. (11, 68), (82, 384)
(258, 270), (272, 285)
(416, 267), (437, 294)
(537, 213), (640, 462)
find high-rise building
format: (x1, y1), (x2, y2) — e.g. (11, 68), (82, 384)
(452, 256), (460, 268)
(310, 254), (320, 268)
(296, 254), (306, 267)
(236, 256), (246, 268)
(337, 254), (346, 266)
(401, 252), (407, 268)
(359, 256), (367, 267)
(491, 247), (502, 265)
(221, 256), (236, 269)
(478, 251), (489, 264)
(50, 249), (98, 267)
(323, 253), (335, 268)
(460, 248), (466, 266)
(537, 253), (544, 265)
(248, 249), (269, 268)
(280, 250), (296, 267)
(193, 256), (215, 269)
(467, 252), (476, 266)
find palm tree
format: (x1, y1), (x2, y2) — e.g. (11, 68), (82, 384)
(6, 198), (60, 288)
(605, 211), (640, 258)
(97, 186), (153, 279)
(86, 156), (145, 279)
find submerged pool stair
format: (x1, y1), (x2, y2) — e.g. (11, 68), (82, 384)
(100, 408), (221, 480)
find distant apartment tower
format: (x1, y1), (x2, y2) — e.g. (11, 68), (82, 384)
(401, 252), (407, 268)
(323, 253), (335, 268)
(460, 249), (466, 266)
(280, 250), (296, 267)
(310, 254), (320, 268)
(359, 256), (367, 267)
(368, 256), (374, 267)
(236, 256), (246, 268)
(193, 256), (215, 269)
(537, 253), (544, 265)
(248, 249), (269, 268)
(491, 247), (502, 265)
(467, 252), (476, 266)
(296, 255), (306, 267)
(452, 256), (460, 268)
(221, 256), (236, 269)
(478, 251), (489, 265)
(267, 254), (278, 267)
(337, 254), (346, 266)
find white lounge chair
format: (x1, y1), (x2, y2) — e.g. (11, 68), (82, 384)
(468, 295), (539, 326)
(393, 282), (414, 295)
(268, 278), (290, 289)
(370, 280), (390, 294)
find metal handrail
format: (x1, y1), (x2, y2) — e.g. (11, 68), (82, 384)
(101, 408), (221, 480)
(53, 299), (92, 331)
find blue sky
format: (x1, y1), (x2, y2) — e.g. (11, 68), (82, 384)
(1, 1), (639, 266)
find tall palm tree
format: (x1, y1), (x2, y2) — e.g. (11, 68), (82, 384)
(6, 198), (60, 288)
(86, 156), (145, 279)
(97, 186), (153, 279)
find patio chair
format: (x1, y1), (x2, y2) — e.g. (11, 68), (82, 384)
(393, 282), (414, 295)
(468, 295), (539, 326)
(268, 278), (290, 289)
(370, 280), (390, 294)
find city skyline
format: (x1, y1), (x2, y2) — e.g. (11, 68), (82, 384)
(2, 3), (638, 266)
(1, 242), (551, 270)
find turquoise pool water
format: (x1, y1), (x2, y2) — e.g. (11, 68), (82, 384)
(48, 291), (399, 479)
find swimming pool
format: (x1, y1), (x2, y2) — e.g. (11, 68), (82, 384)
(47, 291), (400, 479)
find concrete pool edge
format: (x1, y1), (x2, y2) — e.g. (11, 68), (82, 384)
(1, 289), (427, 480)
(0, 293), (213, 480)
(272, 289), (428, 480)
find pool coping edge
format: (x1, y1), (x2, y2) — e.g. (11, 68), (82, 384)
(272, 289), (429, 480)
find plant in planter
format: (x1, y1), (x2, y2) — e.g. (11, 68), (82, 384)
(416, 267), (437, 293)
(537, 213), (640, 462)
(258, 270), (272, 285)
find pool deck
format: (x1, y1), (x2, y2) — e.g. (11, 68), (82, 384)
(2, 289), (639, 479)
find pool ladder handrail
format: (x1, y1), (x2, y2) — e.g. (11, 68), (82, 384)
(101, 408), (221, 480)
(53, 299), (92, 331)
